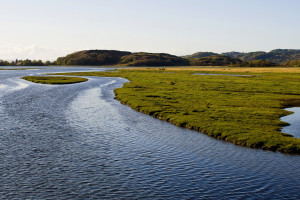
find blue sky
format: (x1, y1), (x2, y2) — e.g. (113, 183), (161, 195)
(1, 0), (300, 60)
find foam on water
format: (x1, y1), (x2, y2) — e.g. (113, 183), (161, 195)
(66, 79), (123, 132)
(100, 79), (116, 88)
(0, 84), (7, 90)
(11, 80), (29, 91)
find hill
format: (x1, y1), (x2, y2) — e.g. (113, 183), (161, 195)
(55, 50), (189, 66)
(222, 49), (300, 64)
(120, 52), (189, 66)
(189, 55), (243, 66)
(55, 50), (131, 65)
(184, 52), (218, 59)
(54, 49), (300, 67)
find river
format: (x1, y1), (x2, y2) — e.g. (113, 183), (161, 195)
(0, 67), (299, 199)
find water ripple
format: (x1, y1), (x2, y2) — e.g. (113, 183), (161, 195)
(0, 67), (299, 199)
(281, 107), (300, 138)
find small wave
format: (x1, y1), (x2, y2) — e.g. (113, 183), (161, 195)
(100, 80), (116, 88)
(0, 84), (7, 90)
(11, 81), (29, 91)
(66, 83), (124, 133)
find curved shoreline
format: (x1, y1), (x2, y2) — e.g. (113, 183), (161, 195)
(281, 107), (300, 138)
(114, 94), (300, 154)
(54, 69), (300, 154)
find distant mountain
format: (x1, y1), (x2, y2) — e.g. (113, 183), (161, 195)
(222, 49), (300, 64)
(55, 50), (189, 66)
(56, 50), (131, 65)
(120, 52), (189, 66)
(222, 51), (266, 60)
(184, 52), (218, 59)
(189, 55), (243, 66)
(55, 49), (300, 67)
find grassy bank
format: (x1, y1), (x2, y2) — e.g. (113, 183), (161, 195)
(56, 68), (300, 154)
(22, 76), (88, 84)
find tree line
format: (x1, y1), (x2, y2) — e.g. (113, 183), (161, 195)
(0, 59), (53, 66)
(1, 49), (300, 67)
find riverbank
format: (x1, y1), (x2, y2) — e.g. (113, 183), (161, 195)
(55, 67), (300, 154)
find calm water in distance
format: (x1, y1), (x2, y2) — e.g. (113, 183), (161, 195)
(0, 67), (299, 199)
(281, 107), (300, 138)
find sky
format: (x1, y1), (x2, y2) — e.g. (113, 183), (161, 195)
(1, 0), (300, 61)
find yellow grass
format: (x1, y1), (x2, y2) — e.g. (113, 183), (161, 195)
(122, 67), (300, 73)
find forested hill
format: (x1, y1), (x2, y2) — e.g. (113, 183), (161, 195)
(55, 50), (189, 66)
(56, 50), (131, 65)
(223, 49), (300, 64)
(55, 50), (240, 67)
(184, 52), (218, 59)
(53, 49), (300, 67)
(188, 55), (243, 66)
(187, 49), (300, 64)
(119, 53), (189, 66)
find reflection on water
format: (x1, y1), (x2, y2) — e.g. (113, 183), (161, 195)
(281, 107), (300, 138)
(0, 84), (7, 89)
(0, 67), (299, 199)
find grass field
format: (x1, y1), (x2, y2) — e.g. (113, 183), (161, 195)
(22, 76), (88, 84)
(125, 67), (300, 73)
(56, 67), (300, 154)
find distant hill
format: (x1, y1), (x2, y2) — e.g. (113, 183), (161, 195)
(55, 50), (189, 66)
(120, 52), (189, 66)
(189, 55), (243, 66)
(283, 60), (300, 67)
(222, 49), (300, 64)
(184, 52), (218, 59)
(54, 49), (300, 67)
(222, 51), (266, 61)
(56, 50), (131, 65)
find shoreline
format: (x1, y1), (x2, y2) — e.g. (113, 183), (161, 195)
(54, 68), (300, 154)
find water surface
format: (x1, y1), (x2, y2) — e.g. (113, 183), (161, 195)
(0, 67), (299, 199)
(281, 107), (300, 138)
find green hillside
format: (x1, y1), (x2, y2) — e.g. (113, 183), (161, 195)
(54, 49), (300, 67)
(184, 52), (218, 59)
(120, 52), (189, 66)
(189, 55), (243, 66)
(55, 50), (189, 66)
(222, 49), (300, 64)
(55, 50), (131, 65)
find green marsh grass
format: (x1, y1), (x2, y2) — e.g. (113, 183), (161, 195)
(56, 69), (300, 154)
(22, 76), (88, 84)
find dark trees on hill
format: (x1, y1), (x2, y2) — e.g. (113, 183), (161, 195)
(189, 55), (242, 66)
(120, 53), (190, 66)
(55, 51), (189, 66)
(56, 50), (131, 65)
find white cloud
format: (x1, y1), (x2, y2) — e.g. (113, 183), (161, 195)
(0, 45), (74, 61)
